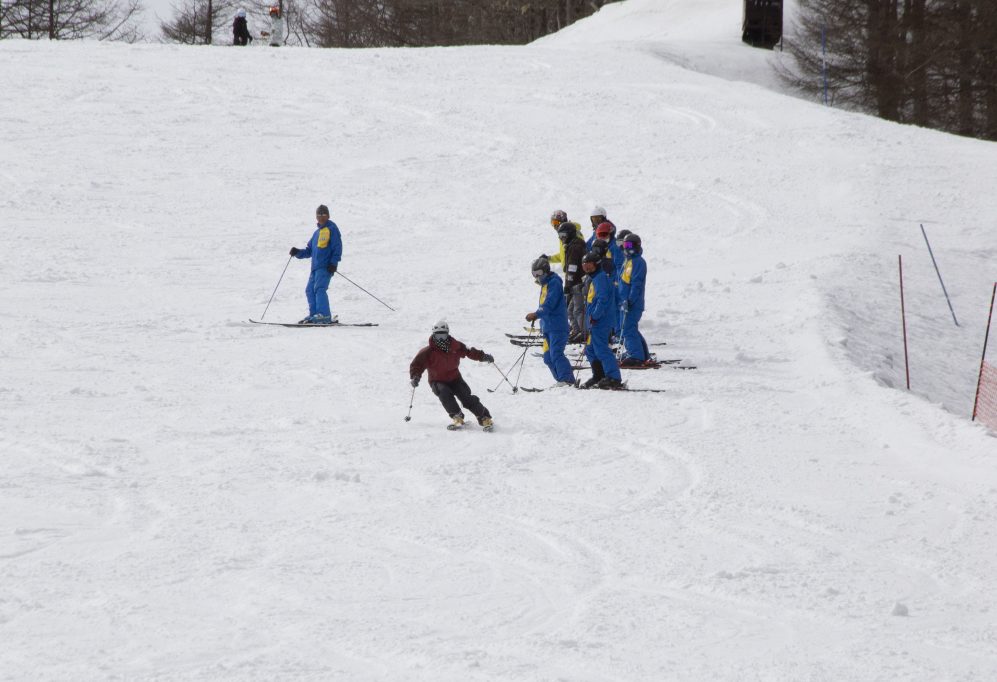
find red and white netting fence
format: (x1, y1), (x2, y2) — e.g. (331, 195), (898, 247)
(972, 284), (997, 433)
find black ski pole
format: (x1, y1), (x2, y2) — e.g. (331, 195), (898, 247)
(488, 350), (526, 393)
(920, 224), (959, 327)
(572, 345), (587, 370)
(616, 309), (628, 360)
(512, 323), (534, 391)
(490, 354), (523, 393)
(337, 271), (396, 312)
(513, 348), (530, 391)
(404, 384), (416, 422)
(260, 255), (293, 320)
(572, 329), (588, 384)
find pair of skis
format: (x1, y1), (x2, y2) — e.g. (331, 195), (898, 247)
(249, 319), (378, 327)
(506, 333), (668, 347)
(446, 422), (494, 432)
(514, 384), (668, 393)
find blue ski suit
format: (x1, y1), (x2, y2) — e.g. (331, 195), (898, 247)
(619, 251), (648, 362)
(585, 234), (624, 276)
(294, 219), (342, 317)
(584, 268), (621, 381)
(534, 272), (574, 384)
(586, 234), (623, 333)
(612, 239), (628, 331)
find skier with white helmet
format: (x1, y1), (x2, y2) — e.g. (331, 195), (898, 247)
(409, 321), (496, 431)
(232, 8), (252, 46)
(586, 206), (615, 247)
(587, 207), (624, 340)
(586, 206), (624, 271)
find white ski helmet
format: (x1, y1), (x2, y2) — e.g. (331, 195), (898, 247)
(590, 205), (607, 219)
(432, 319), (449, 336)
(236, 7), (246, 17)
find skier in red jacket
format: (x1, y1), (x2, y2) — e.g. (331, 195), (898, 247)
(409, 320), (495, 430)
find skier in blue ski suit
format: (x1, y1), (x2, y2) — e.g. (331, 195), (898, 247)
(525, 257), (574, 385)
(586, 221), (623, 277)
(614, 229), (632, 332)
(586, 208), (624, 280)
(289, 204), (342, 324)
(581, 251), (622, 389)
(588, 220), (623, 337)
(618, 233), (649, 365)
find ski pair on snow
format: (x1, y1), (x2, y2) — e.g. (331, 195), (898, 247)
(249, 319), (378, 327)
(514, 384), (667, 393)
(447, 419), (494, 432)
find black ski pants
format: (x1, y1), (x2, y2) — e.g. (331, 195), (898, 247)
(431, 377), (490, 422)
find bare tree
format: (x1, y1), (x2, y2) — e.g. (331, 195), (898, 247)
(783, 0), (997, 141)
(294, 0), (618, 48)
(303, 0), (391, 47)
(1, 0), (143, 40)
(160, 0), (232, 44)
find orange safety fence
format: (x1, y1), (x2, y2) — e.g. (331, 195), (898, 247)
(975, 361), (997, 433)
(972, 283), (997, 433)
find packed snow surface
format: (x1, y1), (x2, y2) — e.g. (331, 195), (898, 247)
(2, 1), (997, 679)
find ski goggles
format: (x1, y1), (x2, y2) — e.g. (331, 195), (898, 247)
(623, 240), (636, 250)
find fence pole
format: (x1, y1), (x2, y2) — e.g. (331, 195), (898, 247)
(920, 224), (959, 326)
(899, 255), (911, 391)
(972, 283), (997, 421)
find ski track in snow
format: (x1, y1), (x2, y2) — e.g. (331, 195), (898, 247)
(3, 2), (997, 678)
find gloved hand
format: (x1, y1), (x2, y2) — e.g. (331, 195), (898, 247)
(289, 247), (300, 256)
(525, 312), (538, 322)
(482, 354), (495, 363)
(621, 301), (630, 313)
(327, 263), (337, 274)
(410, 377), (419, 388)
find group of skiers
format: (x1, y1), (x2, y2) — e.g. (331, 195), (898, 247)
(527, 206), (648, 392)
(404, 205), (649, 430)
(233, 5), (285, 46)
(284, 203), (648, 431)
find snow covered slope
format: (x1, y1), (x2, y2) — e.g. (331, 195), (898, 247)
(534, 0), (793, 88)
(2, 3), (996, 679)
(537, 0), (742, 44)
